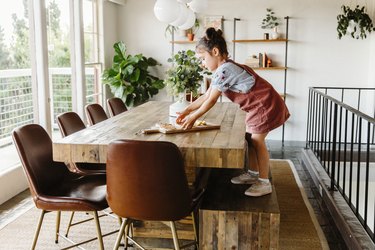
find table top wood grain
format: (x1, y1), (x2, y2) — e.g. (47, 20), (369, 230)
(52, 101), (246, 169)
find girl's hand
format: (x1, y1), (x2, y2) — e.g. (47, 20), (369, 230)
(179, 115), (198, 130)
(176, 109), (190, 124)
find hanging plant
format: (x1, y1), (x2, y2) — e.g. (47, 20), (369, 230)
(337, 5), (375, 39)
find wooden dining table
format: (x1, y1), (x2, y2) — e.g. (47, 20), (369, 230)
(53, 100), (249, 242)
(52, 101), (247, 172)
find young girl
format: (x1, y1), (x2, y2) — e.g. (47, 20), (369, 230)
(176, 28), (290, 197)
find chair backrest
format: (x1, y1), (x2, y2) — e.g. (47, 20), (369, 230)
(57, 112), (86, 137)
(107, 97), (127, 117)
(12, 124), (69, 201)
(85, 103), (108, 126)
(106, 139), (192, 221)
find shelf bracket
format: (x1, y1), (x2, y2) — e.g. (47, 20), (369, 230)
(233, 18), (241, 60)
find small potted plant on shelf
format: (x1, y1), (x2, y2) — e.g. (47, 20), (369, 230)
(164, 49), (209, 116)
(102, 41), (165, 108)
(337, 5), (375, 39)
(186, 19), (200, 41)
(261, 8), (281, 39)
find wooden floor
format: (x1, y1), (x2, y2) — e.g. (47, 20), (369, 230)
(0, 140), (348, 249)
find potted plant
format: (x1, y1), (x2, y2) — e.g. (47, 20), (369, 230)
(261, 8), (280, 39)
(164, 49), (209, 116)
(186, 19), (200, 41)
(337, 5), (375, 39)
(102, 41), (165, 107)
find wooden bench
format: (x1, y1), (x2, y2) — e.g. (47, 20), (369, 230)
(199, 169), (280, 249)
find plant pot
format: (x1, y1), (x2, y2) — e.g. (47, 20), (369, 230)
(346, 20), (359, 35)
(187, 33), (195, 41)
(169, 92), (189, 117)
(271, 27), (280, 39)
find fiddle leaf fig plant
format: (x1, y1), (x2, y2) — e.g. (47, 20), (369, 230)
(164, 50), (209, 98)
(337, 5), (375, 39)
(102, 41), (164, 107)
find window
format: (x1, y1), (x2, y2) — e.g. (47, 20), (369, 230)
(45, 0), (73, 131)
(0, 0), (104, 171)
(0, 0), (32, 171)
(83, 0), (103, 105)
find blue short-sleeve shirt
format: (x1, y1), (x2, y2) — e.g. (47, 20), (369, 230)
(211, 61), (255, 93)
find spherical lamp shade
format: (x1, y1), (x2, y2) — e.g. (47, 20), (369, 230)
(170, 3), (188, 27)
(154, 0), (180, 23)
(188, 0), (208, 13)
(178, 8), (195, 30)
(177, 0), (192, 3)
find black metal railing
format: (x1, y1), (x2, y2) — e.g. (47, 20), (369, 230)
(306, 87), (375, 242)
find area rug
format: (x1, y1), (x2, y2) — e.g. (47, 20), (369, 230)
(271, 159), (329, 250)
(0, 160), (329, 249)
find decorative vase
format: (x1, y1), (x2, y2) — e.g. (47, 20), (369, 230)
(271, 27), (280, 39)
(169, 91), (189, 117)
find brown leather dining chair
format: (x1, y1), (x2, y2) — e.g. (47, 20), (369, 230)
(106, 139), (205, 250)
(85, 103), (108, 126)
(12, 124), (108, 250)
(57, 111), (106, 175)
(107, 97), (127, 117)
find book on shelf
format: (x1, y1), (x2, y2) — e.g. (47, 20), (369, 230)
(245, 55), (259, 68)
(258, 52), (269, 68)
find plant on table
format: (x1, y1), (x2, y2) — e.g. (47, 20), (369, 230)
(164, 49), (209, 100)
(102, 41), (165, 107)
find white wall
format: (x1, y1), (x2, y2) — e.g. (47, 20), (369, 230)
(105, 0), (375, 141)
(0, 166), (28, 205)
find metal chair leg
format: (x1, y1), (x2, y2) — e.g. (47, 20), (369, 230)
(113, 218), (128, 250)
(32, 210), (46, 250)
(117, 216), (127, 244)
(124, 219), (131, 248)
(55, 211), (61, 243)
(191, 212), (198, 247)
(170, 221), (181, 250)
(65, 211), (75, 237)
(92, 211), (104, 250)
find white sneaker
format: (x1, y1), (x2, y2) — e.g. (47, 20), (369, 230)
(244, 181), (272, 197)
(231, 172), (258, 184)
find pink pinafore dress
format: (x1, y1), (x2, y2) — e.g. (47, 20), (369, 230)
(223, 60), (290, 134)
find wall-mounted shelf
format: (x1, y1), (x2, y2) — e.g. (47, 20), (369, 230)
(170, 40), (196, 44)
(251, 66), (287, 70)
(233, 39), (288, 43)
(233, 16), (290, 144)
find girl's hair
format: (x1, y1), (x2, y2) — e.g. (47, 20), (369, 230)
(196, 27), (228, 58)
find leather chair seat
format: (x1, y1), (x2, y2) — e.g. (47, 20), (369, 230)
(36, 173), (107, 212)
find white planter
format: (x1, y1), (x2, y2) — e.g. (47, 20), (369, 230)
(169, 92), (189, 117)
(271, 27), (280, 39)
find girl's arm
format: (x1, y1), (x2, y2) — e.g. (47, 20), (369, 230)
(176, 87), (212, 123)
(179, 88), (222, 129)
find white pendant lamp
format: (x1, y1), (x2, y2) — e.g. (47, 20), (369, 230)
(170, 3), (188, 27)
(177, 0), (192, 3)
(154, 0), (180, 23)
(178, 8), (196, 30)
(188, 0), (208, 13)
